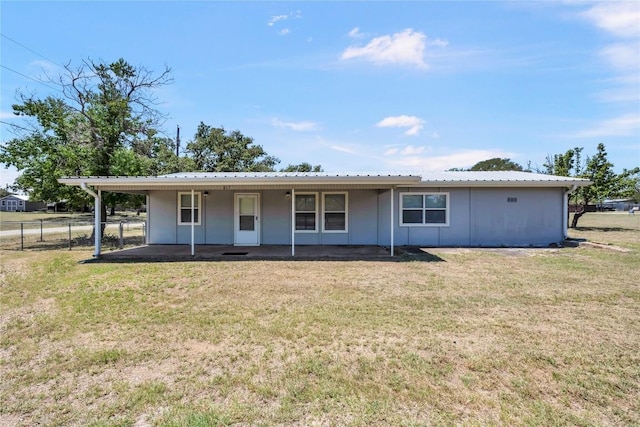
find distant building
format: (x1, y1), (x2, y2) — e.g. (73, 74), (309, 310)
(602, 198), (638, 212)
(0, 195), (46, 212)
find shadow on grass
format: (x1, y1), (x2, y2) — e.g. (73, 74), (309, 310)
(396, 247), (446, 262)
(574, 226), (635, 232)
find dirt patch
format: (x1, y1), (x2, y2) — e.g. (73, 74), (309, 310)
(578, 241), (631, 252)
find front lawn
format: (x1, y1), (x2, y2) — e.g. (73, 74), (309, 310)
(1, 213), (638, 426)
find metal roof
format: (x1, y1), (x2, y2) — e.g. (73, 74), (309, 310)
(58, 171), (591, 192)
(414, 171), (591, 187)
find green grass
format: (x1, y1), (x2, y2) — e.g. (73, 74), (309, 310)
(0, 213), (638, 426)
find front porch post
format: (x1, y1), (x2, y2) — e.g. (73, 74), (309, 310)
(145, 194), (150, 245)
(291, 188), (295, 257)
(191, 189), (195, 256)
(95, 189), (102, 258)
(390, 187), (394, 257)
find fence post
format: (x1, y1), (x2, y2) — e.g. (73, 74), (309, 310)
(40, 219), (44, 242)
(119, 222), (124, 249)
(68, 223), (72, 250)
(20, 223), (24, 250)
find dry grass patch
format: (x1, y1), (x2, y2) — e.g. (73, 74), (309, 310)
(1, 213), (639, 426)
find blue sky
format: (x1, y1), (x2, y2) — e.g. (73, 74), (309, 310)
(1, 1), (639, 188)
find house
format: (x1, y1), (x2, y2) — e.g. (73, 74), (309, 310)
(58, 171), (591, 257)
(0, 194), (46, 212)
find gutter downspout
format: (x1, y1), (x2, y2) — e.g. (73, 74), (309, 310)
(563, 184), (578, 239)
(80, 182), (102, 257)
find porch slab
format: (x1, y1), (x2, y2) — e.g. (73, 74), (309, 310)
(92, 244), (397, 262)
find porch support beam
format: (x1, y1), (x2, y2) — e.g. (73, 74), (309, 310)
(80, 182), (101, 258)
(291, 188), (295, 257)
(145, 195), (150, 244)
(390, 187), (394, 257)
(191, 189), (195, 256)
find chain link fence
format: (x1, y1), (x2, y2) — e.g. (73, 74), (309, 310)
(0, 220), (146, 251)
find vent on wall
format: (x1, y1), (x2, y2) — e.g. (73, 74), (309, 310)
(507, 197), (518, 203)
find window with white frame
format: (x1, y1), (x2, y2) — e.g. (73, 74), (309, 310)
(295, 193), (317, 232)
(323, 192), (347, 232)
(400, 192), (449, 226)
(178, 192), (201, 225)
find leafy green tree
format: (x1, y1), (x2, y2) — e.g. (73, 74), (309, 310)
(1, 58), (172, 235)
(0, 187), (12, 198)
(545, 144), (638, 227)
(469, 158), (523, 171)
(280, 162), (323, 172)
(186, 123), (279, 172)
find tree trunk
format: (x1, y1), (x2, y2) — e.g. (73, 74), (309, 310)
(570, 205), (585, 228)
(89, 203), (107, 241)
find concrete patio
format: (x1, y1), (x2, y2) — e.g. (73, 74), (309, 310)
(91, 244), (407, 262)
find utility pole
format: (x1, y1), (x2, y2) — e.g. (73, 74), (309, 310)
(176, 125), (180, 157)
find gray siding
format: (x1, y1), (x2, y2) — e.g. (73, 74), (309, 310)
(147, 187), (565, 247)
(204, 191), (233, 244)
(148, 191), (177, 244)
(261, 190), (291, 244)
(469, 188), (563, 246)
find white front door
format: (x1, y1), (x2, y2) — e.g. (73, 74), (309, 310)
(234, 194), (260, 246)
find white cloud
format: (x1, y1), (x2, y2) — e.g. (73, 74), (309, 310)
(569, 114), (640, 138)
(581, 2), (640, 39)
(384, 149), (513, 172)
(341, 29), (445, 69)
(400, 145), (426, 155)
(268, 10), (302, 33)
(348, 27), (360, 38)
(268, 15), (289, 27)
(330, 144), (357, 154)
(376, 115), (426, 136)
(271, 118), (319, 132)
(599, 42), (640, 70)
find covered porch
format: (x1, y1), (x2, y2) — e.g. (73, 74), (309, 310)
(59, 172), (423, 259)
(90, 244), (401, 262)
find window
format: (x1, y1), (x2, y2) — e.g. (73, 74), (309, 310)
(295, 193), (317, 231)
(178, 192), (201, 225)
(400, 192), (449, 226)
(323, 192), (348, 232)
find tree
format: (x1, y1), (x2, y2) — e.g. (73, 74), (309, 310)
(185, 123), (279, 172)
(0, 187), (12, 198)
(1, 58), (173, 235)
(545, 144), (639, 228)
(280, 162), (323, 172)
(469, 158), (524, 171)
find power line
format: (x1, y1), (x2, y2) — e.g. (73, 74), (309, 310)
(1, 33), (59, 66)
(0, 64), (59, 91)
(0, 120), (34, 133)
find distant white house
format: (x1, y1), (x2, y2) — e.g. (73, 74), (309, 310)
(0, 195), (46, 212)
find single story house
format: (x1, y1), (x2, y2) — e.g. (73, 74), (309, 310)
(58, 171), (591, 258)
(0, 194), (46, 212)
